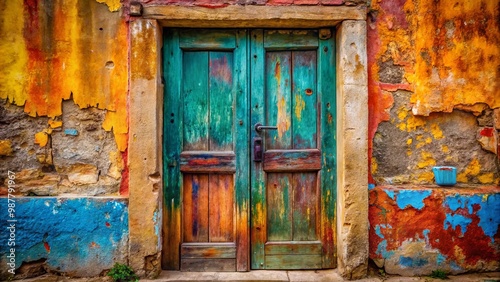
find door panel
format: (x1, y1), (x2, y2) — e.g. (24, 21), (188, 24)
(164, 28), (335, 271)
(251, 29), (336, 270)
(163, 29), (249, 271)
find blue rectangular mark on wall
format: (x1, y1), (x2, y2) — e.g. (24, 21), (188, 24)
(0, 197), (128, 278)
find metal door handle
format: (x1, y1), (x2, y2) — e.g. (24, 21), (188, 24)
(255, 123), (278, 132)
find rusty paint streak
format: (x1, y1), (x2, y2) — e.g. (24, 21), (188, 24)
(294, 93), (305, 121)
(274, 60), (291, 138)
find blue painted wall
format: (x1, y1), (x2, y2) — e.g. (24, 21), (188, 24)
(370, 186), (500, 276)
(0, 197), (128, 278)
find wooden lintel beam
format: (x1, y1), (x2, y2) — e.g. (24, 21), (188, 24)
(142, 5), (366, 28)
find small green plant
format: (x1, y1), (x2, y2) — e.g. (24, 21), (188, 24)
(107, 263), (139, 282)
(430, 269), (448, 280)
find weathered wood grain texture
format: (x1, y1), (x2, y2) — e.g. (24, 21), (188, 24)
(183, 174), (210, 242)
(209, 174), (235, 242)
(265, 242), (322, 255)
(233, 29), (250, 271)
(181, 258), (236, 272)
(209, 51), (234, 151)
(292, 50), (318, 149)
(292, 173), (319, 241)
(143, 6), (366, 28)
(180, 30), (236, 49)
(263, 149), (321, 172)
(264, 30), (319, 50)
(265, 255), (322, 269)
(165, 29), (249, 271)
(266, 51), (292, 149)
(163, 29), (182, 270)
(319, 29), (337, 269)
(181, 243), (236, 258)
(267, 173), (293, 241)
(180, 151), (236, 172)
(183, 51), (209, 151)
(251, 29), (337, 270)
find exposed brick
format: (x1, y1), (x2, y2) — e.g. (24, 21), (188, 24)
(320, 0), (344, 5)
(266, 0), (294, 5)
(294, 0), (320, 4)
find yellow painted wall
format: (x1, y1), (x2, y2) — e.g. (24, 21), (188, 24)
(369, 0), (499, 185)
(0, 0), (128, 151)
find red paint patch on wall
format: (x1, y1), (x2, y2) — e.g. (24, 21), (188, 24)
(379, 0), (409, 29)
(44, 241), (50, 253)
(369, 187), (500, 268)
(480, 127), (494, 137)
(367, 13), (395, 183)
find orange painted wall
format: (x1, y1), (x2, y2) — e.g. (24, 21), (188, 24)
(0, 0), (128, 151)
(368, 0), (500, 185)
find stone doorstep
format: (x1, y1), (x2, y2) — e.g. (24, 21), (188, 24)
(149, 270), (341, 281)
(16, 271), (500, 282)
(145, 270), (500, 282)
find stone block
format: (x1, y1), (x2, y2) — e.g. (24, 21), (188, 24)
(494, 108), (500, 130)
(63, 163), (99, 185)
(336, 20), (369, 280)
(129, 19), (163, 276)
(477, 127), (498, 154)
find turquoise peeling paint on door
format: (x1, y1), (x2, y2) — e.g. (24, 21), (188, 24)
(163, 29), (336, 271)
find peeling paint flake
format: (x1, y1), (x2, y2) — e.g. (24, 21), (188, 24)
(395, 190), (432, 210)
(444, 213), (472, 235)
(95, 0), (121, 12)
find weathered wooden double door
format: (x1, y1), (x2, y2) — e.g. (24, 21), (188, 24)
(163, 29), (336, 271)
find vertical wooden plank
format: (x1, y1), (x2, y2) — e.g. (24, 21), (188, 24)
(267, 173), (293, 241)
(292, 51), (318, 149)
(319, 29), (337, 268)
(265, 51), (292, 150)
(209, 174), (235, 242)
(209, 51), (234, 151)
(163, 29), (182, 270)
(183, 51), (209, 151)
(292, 173), (319, 241)
(183, 174), (210, 242)
(250, 29), (266, 270)
(234, 29), (249, 271)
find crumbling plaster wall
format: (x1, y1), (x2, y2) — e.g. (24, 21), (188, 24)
(368, 0), (500, 186)
(0, 0), (129, 279)
(368, 0), (500, 276)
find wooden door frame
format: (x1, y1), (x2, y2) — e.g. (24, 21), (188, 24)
(128, 5), (369, 279)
